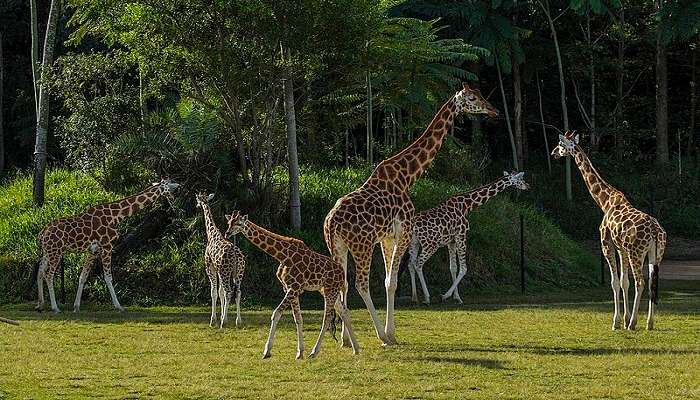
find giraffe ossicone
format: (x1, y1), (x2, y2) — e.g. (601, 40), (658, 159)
(225, 212), (359, 359)
(35, 179), (180, 313)
(405, 171), (530, 305)
(196, 192), (246, 328)
(323, 84), (499, 347)
(552, 131), (666, 330)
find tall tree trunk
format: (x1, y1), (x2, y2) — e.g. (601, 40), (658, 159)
(32, 0), (60, 207)
(344, 127), (349, 168)
(470, 63), (483, 148)
(587, 7), (597, 150)
(689, 42), (697, 157)
(0, 32), (4, 173)
(542, 0), (571, 200)
(513, 61), (524, 171)
(495, 56), (519, 170)
(282, 50), (301, 230)
(30, 0), (40, 113)
(139, 66), (147, 122)
(366, 70), (373, 164)
(615, 5), (625, 160)
(655, 0), (669, 165)
(536, 72), (552, 173)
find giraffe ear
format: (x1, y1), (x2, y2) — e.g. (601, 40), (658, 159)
(462, 82), (471, 91)
(225, 214), (231, 221)
(516, 172), (524, 179)
(574, 134), (580, 144)
(558, 134), (567, 142)
(207, 193), (215, 201)
(503, 171), (509, 176)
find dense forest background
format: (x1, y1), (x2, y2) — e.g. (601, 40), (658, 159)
(1, 0), (699, 305)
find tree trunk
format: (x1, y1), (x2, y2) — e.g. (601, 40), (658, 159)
(470, 63), (483, 148)
(495, 56), (519, 170)
(366, 70), (373, 164)
(513, 61), (524, 171)
(542, 0), (571, 200)
(587, 7), (597, 150)
(655, 0), (669, 165)
(30, 0), (40, 113)
(615, 5), (625, 160)
(32, 0), (60, 207)
(344, 127), (349, 168)
(139, 66), (147, 122)
(0, 32), (4, 174)
(689, 42), (697, 157)
(282, 63), (301, 231)
(536, 72), (552, 173)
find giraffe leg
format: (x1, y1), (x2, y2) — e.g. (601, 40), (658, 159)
(205, 259), (217, 327)
(291, 297), (304, 359)
(447, 242), (460, 302)
(352, 248), (389, 345)
(218, 276), (228, 328)
(335, 296), (360, 355)
(235, 282), (242, 328)
(626, 253), (645, 331)
(74, 250), (98, 312)
(331, 243), (353, 348)
(414, 244), (438, 305)
(646, 242), (657, 330)
(442, 238), (467, 303)
(263, 291), (293, 359)
(601, 235), (621, 330)
(407, 242), (419, 303)
(35, 256), (48, 311)
(619, 250), (631, 326)
(44, 258), (61, 313)
(100, 250), (124, 312)
(309, 290), (336, 358)
(382, 224), (411, 345)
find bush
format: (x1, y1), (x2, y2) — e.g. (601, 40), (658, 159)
(0, 167), (598, 305)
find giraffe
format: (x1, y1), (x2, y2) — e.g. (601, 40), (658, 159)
(225, 211), (359, 359)
(324, 83), (499, 346)
(35, 179), (180, 313)
(406, 171), (530, 305)
(195, 193), (246, 328)
(551, 131), (666, 330)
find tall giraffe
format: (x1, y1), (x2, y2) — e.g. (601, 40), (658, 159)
(406, 171), (530, 305)
(552, 131), (666, 330)
(196, 193), (246, 328)
(36, 179), (180, 313)
(324, 84), (498, 346)
(225, 211), (359, 359)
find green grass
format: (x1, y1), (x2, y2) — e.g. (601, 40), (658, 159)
(1, 283), (698, 399)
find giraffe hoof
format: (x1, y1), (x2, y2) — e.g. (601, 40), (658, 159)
(308, 352), (318, 359)
(262, 352), (272, 359)
(296, 352), (304, 360)
(73, 308), (80, 313)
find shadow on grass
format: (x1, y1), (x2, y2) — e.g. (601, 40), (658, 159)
(420, 343), (700, 356)
(402, 356), (508, 369)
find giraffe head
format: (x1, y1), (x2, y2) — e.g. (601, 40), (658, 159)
(153, 178), (180, 202)
(195, 192), (215, 208)
(551, 130), (580, 159)
(454, 83), (499, 118)
(503, 171), (530, 190)
(225, 211), (249, 238)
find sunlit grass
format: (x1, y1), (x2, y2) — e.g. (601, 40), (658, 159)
(1, 283), (698, 399)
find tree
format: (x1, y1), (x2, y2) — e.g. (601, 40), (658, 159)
(31, 0), (61, 207)
(655, 0), (669, 165)
(0, 31), (4, 174)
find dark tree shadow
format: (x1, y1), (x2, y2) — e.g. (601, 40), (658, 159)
(419, 343), (700, 356)
(402, 356), (508, 369)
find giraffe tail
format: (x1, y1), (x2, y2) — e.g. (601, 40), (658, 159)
(25, 257), (42, 299)
(649, 237), (661, 306)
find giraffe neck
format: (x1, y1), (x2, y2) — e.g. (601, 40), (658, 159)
(370, 96), (457, 191)
(458, 177), (510, 211)
(200, 203), (222, 242)
(110, 186), (162, 223)
(571, 146), (625, 213)
(240, 221), (301, 262)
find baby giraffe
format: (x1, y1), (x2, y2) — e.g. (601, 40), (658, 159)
(196, 193), (246, 328)
(405, 171), (529, 304)
(225, 211), (359, 359)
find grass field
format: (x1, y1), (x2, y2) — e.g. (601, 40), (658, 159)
(1, 283), (698, 399)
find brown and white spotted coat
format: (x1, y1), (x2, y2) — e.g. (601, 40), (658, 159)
(407, 171), (530, 304)
(552, 131), (666, 330)
(225, 211), (359, 359)
(36, 179), (180, 313)
(324, 84), (498, 346)
(196, 193), (246, 328)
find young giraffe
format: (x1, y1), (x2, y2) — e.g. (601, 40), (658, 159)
(406, 171), (530, 305)
(195, 193), (245, 328)
(552, 131), (666, 330)
(324, 83), (498, 346)
(225, 211), (359, 359)
(36, 179), (180, 313)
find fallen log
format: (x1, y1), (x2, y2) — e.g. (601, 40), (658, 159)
(0, 317), (19, 326)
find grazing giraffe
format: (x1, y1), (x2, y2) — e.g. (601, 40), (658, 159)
(552, 131), (666, 330)
(195, 193), (246, 328)
(36, 179), (180, 313)
(225, 211), (359, 359)
(406, 171), (530, 305)
(324, 83), (499, 346)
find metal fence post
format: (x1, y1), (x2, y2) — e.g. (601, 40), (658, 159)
(520, 214), (525, 293)
(60, 259), (65, 304)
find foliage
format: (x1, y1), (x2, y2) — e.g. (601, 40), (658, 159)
(1, 283), (699, 398)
